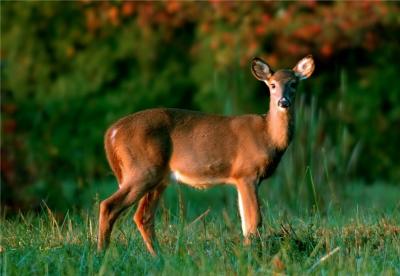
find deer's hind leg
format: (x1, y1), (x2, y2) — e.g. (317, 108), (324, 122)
(134, 182), (167, 256)
(98, 127), (172, 252)
(97, 168), (167, 252)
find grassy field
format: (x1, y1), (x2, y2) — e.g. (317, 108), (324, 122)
(1, 182), (399, 275)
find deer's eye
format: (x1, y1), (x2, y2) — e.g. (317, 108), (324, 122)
(290, 82), (296, 89)
(270, 83), (276, 89)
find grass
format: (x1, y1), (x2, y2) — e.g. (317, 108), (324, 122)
(1, 182), (399, 275)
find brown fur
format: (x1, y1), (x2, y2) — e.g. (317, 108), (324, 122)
(97, 56), (314, 255)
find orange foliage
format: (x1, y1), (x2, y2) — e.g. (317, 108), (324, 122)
(321, 43), (333, 58)
(293, 24), (322, 41)
(80, 1), (397, 67)
(85, 9), (99, 32)
(121, 2), (135, 17)
(107, 6), (119, 26)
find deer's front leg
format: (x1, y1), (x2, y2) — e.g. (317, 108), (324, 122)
(236, 180), (262, 244)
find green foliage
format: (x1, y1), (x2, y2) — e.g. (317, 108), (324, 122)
(1, 2), (400, 211)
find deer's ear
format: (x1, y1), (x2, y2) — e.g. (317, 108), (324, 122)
(251, 58), (273, 81)
(293, 55), (315, 80)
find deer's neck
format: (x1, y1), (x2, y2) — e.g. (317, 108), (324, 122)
(266, 103), (294, 151)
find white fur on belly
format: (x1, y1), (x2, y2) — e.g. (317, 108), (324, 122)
(170, 170), (231, 189)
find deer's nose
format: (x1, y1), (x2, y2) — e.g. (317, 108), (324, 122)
(278, 97), (291, 108)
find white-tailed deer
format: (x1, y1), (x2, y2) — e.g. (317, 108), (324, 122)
(98, 55), (315, 256)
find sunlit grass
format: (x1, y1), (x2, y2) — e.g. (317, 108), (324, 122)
(1, 182), (399, 275)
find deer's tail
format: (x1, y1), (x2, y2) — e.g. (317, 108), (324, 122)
(104, 127), (123, 185)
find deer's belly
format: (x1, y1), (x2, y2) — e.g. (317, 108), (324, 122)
(169, 149), (233, 184)
(169, 155), (234, 188)
(170, 170), (233, 189)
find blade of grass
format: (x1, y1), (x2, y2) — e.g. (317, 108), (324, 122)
(306, 166), (320, 216)
(307, 246), (340, 273)
(186, 208), (210, 229)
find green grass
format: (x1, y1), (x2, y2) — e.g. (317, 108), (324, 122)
(1, 182), (399, 275)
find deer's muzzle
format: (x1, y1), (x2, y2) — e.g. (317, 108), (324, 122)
(278, 97), (291, 108)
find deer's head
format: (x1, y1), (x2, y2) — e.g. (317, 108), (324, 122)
(251, 55), (315, 110)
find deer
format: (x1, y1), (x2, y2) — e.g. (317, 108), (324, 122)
(97, 55), (315, 256)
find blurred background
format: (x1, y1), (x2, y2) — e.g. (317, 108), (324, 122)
(1, 1), (399, 214)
